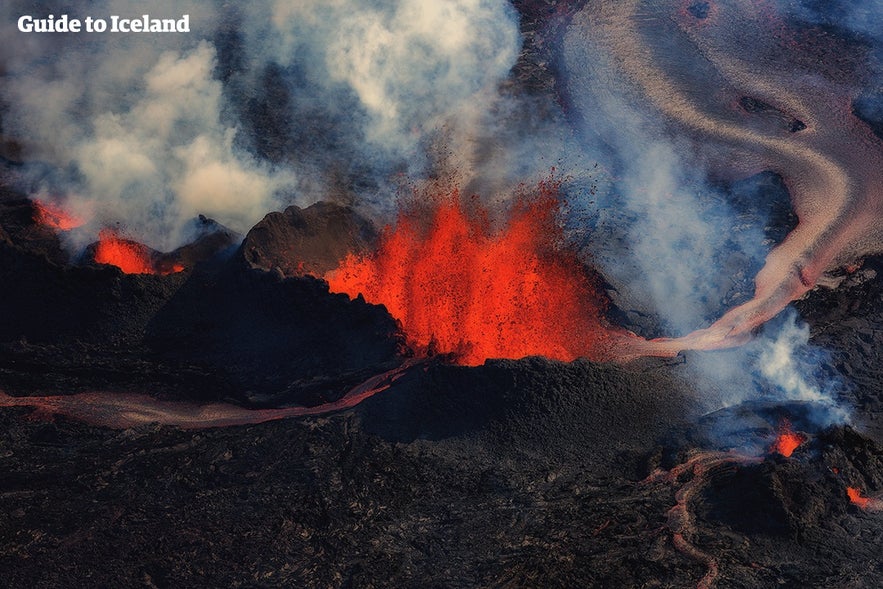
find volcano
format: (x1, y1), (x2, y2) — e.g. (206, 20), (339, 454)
(2, 0), (883, 587)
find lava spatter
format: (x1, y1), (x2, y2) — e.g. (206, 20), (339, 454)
(846, 487), (882, 511)
(324, 184), (624, 365)
(770, 420), (807, 458)
(93, 229), (184, 275)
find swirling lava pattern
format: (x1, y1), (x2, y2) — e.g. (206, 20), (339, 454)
(564, 0), (883, 355)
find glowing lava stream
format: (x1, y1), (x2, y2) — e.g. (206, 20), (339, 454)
(565, 0), (883, 356)
(0, 360), (422, 430)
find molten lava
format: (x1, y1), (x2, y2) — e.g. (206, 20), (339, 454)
(94, 229), (183, 275)
(325, 186), (621, 365)
(847, 487), (870, 509)
(33, 199), (83, 231)
(770, 420), (806, 457)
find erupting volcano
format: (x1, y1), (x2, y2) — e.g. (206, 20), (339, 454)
(4, 0), (883, 586)
(93, 229), (184, 275)
(325, 184), (622, 365)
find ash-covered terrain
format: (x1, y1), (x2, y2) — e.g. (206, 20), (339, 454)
(3, 0), (883, 588)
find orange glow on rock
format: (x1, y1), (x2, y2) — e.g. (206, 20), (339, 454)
(94, 230), (154, 274)
(847, 487), (870, 509)
(33, 200), (83, 231)
(770, 420), (806, 457)
(325, 184), (622, 365)
(94, 229), (184, 275)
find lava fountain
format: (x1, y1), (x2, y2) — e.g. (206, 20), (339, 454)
(770, 419), (806, 458)
(325, 183), (625, 365)
(93, 229), (184, 275)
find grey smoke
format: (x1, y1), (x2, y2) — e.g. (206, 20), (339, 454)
(1, 0), (521, 249)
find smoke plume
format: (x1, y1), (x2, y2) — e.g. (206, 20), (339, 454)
(1, 0), (521, 249)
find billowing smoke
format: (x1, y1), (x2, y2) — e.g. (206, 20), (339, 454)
(757, 311), (848, 422)
(0, 0), (520, 249)
(260, 0), (518, 161)
(1, 0), (876, 427)
(558, 0), (883, 422)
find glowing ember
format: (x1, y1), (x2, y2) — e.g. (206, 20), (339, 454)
(33, 199), (83, 231)
(325, 185), (622, 365)
(94, 229), (184, 275)
(770, 420), (806, 458)
(847, 487), (871, 509)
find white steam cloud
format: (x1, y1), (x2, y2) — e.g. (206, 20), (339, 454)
(1, 0), (521, 250)
(1, 0), (869, 431)
(71, 42), (294, 248)
(559, 1), (875, 422)
(757, 312), (849, 422)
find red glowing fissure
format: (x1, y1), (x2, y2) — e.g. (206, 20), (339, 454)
(324, 183), (624, 365)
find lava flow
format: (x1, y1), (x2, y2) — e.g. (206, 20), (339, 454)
(94, 229), (184, 275)
(325, 186), (623, 365)
(770, 419), (806, 458)
(847, 487), (870, 509)
(846, 487), (882, 511)
(0, 359), (421, 430)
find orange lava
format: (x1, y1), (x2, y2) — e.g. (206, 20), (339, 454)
(94, 230), (154, 273)
(847, 487), (870, 509)
(33, 199), (83, 231)
(94, 229), (183, 275)
(770, 420), (806, 457)
(325, 184), (621, 365)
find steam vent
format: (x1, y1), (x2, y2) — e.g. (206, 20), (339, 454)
(3, 1), (883, 587)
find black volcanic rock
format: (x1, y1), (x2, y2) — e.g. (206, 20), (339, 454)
(145, 257), (404, 406)
(0, 187), (68, 265)
(0, 198), (403, 404)
(157, 215), (240, 273)
(356, 356), (699, 474)
(796, 255), (883, 440)
(2, 358), (882, 588)
(241, 201), (378, 278)
(0, 242), (186, 348)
